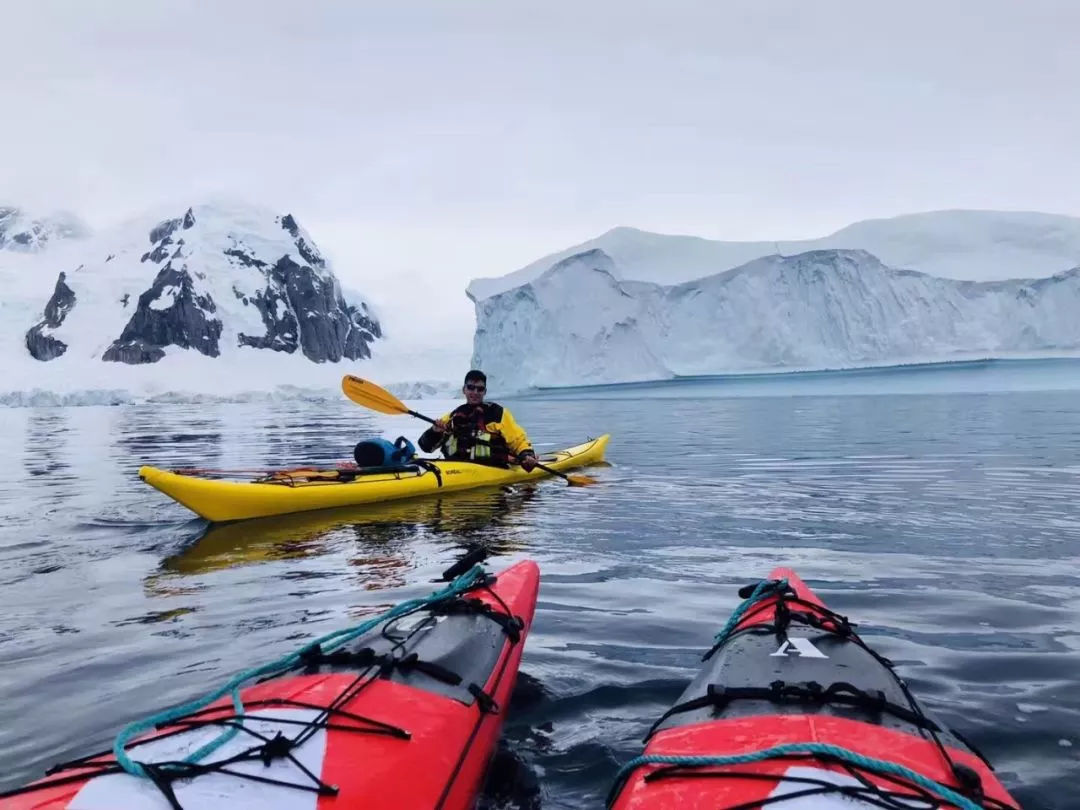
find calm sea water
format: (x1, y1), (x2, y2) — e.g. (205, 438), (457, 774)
(2, 359), (1079, 809)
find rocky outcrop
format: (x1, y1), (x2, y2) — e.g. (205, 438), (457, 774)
(25, 271), (77, 360)
(279, 212), (326, 269)
(26, 327), (70, 362)
(279, 214), (300, 238)
(296, 238), (324, 269)
(226, 216), (382, 362)
(142, 238), (174, 264)
(149, 216), (182, 245)
(103, 262), (222, 363)
(281, 256), (345, 362)
(237, 254), (382, 362)
(41, 272), (77, 326)
(237, 270), (299, 354)
(223, 248), (267, 269)
(344, 303), (380, 360)
(101, 340), (166, 364)
(142, 209), (195, 263)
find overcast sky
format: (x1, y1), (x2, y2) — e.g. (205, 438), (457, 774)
(3, 0), (1078, 356)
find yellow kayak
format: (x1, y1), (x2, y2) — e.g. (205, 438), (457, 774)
(140, 434), (610, 522)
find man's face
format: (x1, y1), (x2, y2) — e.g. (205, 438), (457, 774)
(463, 379), (486, 405)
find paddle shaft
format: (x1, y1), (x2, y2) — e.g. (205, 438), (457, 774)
(408, 409), (576, 483)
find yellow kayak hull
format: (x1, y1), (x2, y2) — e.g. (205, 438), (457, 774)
(139, 434), (610, 523)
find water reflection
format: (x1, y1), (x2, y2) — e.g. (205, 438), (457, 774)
(23, 408), (72, 478)
(113, 406), (225, 470)
(259, 412), (380, 469)
(150, 484), (538, 588)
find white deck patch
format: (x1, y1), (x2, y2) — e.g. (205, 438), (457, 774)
(771, 637), (829, 659)
(70, 709), (328, 810)
(768, 766), (930, 808)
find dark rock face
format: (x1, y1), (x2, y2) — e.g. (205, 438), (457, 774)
(229, 213), (382, 362)
(269, 256), (382, 362)
(149, 217), (182, 245)
(344, 303), (381, 359)
(237, 254), (382, 362)
(26, 330), (69, 361)
(143, 219), (187, 264)
(296, 237), (324, 268)
(25, 272), (77, 360)
(41, 271), (77, 326)
(224, 247), (267, 269)
(144, 213), (193, 263)
(278, 213), (324, 267)
(103, 262), (222, 364)
(238, 264), (299, 354)
(279, 214), (299, 238)
(143, 238), (173, 264)
(149, 209), (193, 244)
(101, 340), (166, 364)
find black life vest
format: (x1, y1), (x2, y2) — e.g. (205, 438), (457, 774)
(442, 403), (510, 464)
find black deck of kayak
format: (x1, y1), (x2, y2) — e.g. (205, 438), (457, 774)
(293, 581), (522, 707)
(648, 590), (978, 763)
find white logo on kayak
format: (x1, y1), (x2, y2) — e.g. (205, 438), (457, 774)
(770, 638), (828, 659)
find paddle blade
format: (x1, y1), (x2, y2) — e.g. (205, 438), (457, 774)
(564, 473), (598, 487)
(341, 375), (410, 415)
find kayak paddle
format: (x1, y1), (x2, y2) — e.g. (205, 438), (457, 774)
(341, 375), (597, 486)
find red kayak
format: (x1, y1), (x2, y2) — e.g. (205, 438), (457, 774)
(609, 567), (1021, 810)
(3, 557), (539, 810)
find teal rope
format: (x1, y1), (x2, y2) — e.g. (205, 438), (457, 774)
(712, 577), (787, 647)
(113, 564), (487, 777)
(615, 744), (983, 810)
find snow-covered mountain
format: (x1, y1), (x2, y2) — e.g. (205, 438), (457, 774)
(472, 245), (1080, 392)
(467, 210), (1080, 299)
(16, 201), (380, 365)
(1, 201), (400, 401)
(0, 206), (90, 252)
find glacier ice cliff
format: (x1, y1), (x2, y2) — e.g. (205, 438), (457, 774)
(471, 246), (1080, 391)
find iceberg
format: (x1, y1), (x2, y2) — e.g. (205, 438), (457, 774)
(471, 241), (1080, 392)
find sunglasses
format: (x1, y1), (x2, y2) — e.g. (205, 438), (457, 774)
(465, 384), (486, 392)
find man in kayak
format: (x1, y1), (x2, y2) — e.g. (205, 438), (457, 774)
(418, 370), (539, 471)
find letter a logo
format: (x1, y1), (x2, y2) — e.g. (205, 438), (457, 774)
(770, 637), (828, 659)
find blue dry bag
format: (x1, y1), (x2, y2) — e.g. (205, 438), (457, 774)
(353, 435), (417, 468)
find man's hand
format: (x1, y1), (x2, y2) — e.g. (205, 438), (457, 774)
(521, 454), (538, 472)
(432, 417), (448, 433)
